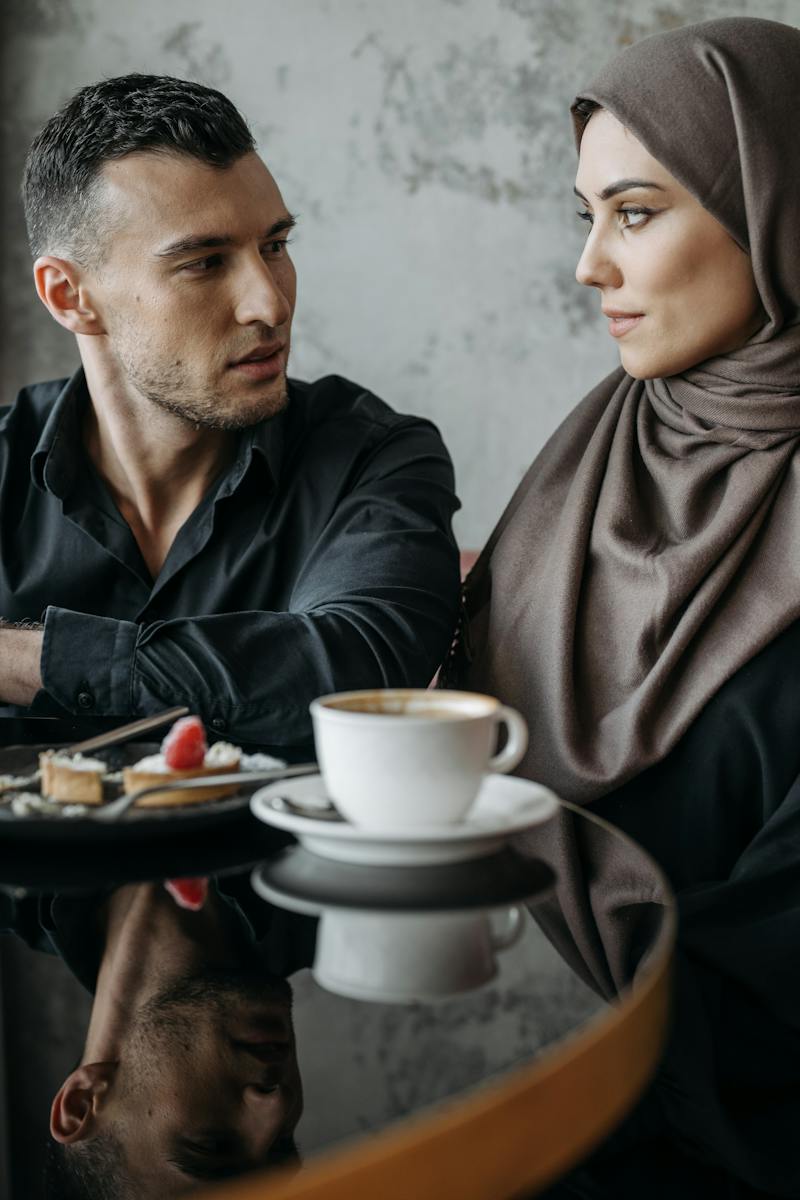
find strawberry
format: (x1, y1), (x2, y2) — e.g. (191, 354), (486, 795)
(162, 715), (207, 770)
(164, 877), (208, 911)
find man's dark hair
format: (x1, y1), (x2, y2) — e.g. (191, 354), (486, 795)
(22, 73), (256, 263)
(43, 1135), (134, 1200)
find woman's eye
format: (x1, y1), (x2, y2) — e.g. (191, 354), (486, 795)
(618, 207), (651, 229)
(575, 209), (594, 227)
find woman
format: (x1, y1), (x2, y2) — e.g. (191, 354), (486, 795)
(450, 17), (800, 1199)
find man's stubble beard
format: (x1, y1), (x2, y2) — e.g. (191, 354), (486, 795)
(147, 374), (290, 431)
(122, 968), (294, 1087)
(116, 335), (290, 431)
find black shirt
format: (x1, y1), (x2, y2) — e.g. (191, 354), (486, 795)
(0, 876), (316, 992)
(536, 619), (800, 1199)
(0, 370), (460, 748)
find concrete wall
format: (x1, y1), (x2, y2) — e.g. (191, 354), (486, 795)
(3, 0), (798, 547)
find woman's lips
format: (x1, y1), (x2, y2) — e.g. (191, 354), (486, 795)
(605, 312), (644, 338)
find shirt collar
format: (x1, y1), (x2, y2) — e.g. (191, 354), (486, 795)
(30, 368), (89, 497)
(230, 398), (286, 490)
(30, 367), (286, 498)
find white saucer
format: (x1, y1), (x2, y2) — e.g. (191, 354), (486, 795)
(250, 774), (559, 865)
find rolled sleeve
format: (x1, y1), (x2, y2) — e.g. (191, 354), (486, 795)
(30, 391), (460, 741)
(41, 606), (139, 714)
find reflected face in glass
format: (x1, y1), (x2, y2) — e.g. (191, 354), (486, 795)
(574, 109), (762, 379)
(54, 969), (303, 1195)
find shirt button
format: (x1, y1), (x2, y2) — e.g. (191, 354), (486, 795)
(76, 690), (95, 710)
(211, 717), (226, 731)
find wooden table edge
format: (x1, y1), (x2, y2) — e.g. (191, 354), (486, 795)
(201, 808), (677, 1200)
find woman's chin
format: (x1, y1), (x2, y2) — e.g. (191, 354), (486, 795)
(619, 354), (660, 381)
(619, 347), (686, 380)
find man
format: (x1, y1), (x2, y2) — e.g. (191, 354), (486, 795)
(0, 75), (460, 747)
(28, 876), (310, 1196)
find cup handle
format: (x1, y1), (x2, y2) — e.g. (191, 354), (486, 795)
(487, 705), (528, 774)
(490, 904), (524, 952)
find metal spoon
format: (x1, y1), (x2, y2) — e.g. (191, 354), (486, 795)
(92, 763), (320, 823)
(0, 706), (191, 801)
(269, 794), (343, 822)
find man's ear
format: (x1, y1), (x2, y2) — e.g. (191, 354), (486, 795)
(50, 1062), (117, 1144)
(33, 256), (106, 336)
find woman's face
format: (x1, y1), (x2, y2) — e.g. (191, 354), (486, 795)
(574, 109), (762, 379)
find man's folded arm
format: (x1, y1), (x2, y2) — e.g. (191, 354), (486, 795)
(0, 622), (44, 706)
(34, 427), (462, 744)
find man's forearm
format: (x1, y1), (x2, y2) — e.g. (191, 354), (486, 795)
(0, 622), (44, 705)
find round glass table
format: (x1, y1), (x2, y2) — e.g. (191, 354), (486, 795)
(0, 717), (675, 1200)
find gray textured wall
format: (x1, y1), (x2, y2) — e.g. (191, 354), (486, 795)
(3, 0), (799, 545)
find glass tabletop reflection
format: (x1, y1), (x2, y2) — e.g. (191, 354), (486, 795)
(0, 717), (673, 1199)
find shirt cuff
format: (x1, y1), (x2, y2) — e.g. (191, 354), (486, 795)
(40, 606), (139, 715)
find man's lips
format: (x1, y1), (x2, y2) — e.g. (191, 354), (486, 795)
(229, 344), (286, 380)
(603, 311), (644, 338)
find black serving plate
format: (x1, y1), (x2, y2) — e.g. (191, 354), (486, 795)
(0, 742), (256, 841)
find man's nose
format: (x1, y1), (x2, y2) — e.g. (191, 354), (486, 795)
(241, 1084), (293, 1152)
(243, 1083), (291, 1116)
(235, 257), (292, 328)
(575, 227), (622, 290)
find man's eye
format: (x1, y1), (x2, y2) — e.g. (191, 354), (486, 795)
(181, 254), (223, 273)
(263, 238), (293, 258)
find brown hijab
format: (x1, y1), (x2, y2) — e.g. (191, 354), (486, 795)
(455, 17), (800, 804)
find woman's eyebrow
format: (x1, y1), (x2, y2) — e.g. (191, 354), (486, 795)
(573, 179), (667, 204)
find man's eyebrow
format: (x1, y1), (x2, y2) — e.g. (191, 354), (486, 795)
(156, 213), (297, 259)
(573, 179), (666, 204)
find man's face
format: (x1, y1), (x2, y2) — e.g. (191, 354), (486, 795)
(86, 970), (303, 1193)
(85, 150), (297, 429)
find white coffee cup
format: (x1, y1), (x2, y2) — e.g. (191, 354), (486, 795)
(309, 688), (528, 829)
(312, 906), (525, 1002)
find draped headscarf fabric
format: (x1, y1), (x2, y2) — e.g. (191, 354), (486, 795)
(457, 17), (800, 804)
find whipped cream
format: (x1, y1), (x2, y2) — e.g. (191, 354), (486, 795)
(11, 793), (88, 817)
(132, 742), (240, 773)
(240, 752), (285, 771)
(45, 752), (107, 773)
(204, 741), (240, 766)
(0, 773), (37, 790)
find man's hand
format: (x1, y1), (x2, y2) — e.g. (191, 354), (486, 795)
(0, 621), (44, 705)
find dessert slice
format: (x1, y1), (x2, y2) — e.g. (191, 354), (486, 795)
(39, 751), (107, 805)
(122, 716), (241, 807)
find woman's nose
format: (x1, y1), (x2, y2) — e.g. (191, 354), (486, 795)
(575, 227), (622, 290)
